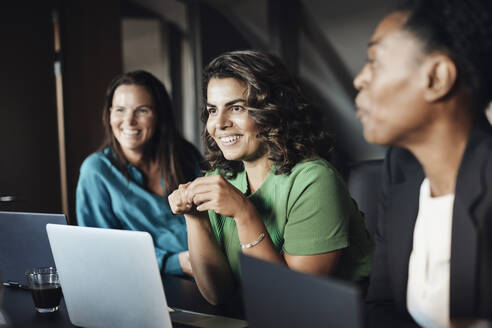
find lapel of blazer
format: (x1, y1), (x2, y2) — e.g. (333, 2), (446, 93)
(450, 115), (491, 317)
(386, 154), (424, 311)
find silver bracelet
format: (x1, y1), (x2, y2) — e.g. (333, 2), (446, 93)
(240, 232), (266, 249)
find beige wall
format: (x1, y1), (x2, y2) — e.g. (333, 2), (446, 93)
(122, 18), (172, 93)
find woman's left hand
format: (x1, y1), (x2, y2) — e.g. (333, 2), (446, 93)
(185, 175), (252, 219)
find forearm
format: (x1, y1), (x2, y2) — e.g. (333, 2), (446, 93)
(162, 252), (184, 276)
(185, 213), (235, 305)
(239, 209), (342, 277)
(235, 204), (285, 265)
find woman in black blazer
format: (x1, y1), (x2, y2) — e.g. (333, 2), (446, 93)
(353, 0), (492, 326)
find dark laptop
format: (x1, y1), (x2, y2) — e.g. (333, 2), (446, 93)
(0, 211), (67, 281)
(240, 254), (364, 328)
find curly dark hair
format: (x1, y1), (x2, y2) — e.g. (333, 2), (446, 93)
(101, 70), (201, 194)
(201, 50), (333, 178)
(398, 0), (492, 113)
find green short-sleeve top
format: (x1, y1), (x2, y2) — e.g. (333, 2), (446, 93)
(208, 158), (373, 282)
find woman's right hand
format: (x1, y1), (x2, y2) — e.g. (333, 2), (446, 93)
(168, 182), (194, 215)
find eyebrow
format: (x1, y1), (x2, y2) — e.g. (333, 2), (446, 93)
(110, 105), (153, 111)
(112, 104), (153, 108)
(206, 98), (246, 107)
(367, 40), (380, 48)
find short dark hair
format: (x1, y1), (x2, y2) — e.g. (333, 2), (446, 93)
(398, 0), (492, 112)
(201, 50), (333, 177)
(101, 70), (201, 194)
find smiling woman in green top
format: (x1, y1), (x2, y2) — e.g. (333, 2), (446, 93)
(168, 50), (373, 305)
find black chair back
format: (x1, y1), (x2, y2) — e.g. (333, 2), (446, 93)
(346, 160), (384, 237)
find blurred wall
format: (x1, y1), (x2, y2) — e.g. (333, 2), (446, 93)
(200, 0), (395, 162)
(0, 1), (61, 213)
(61, 0), (123, 222)
(0, 0), (123, 220)
(122, 19), (172, 93)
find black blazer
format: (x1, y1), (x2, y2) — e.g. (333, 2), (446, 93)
(366, 114), (492, 327)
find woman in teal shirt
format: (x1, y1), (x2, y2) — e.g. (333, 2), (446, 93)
(76, 70), (202, 276)
(168, 51), (373, 303)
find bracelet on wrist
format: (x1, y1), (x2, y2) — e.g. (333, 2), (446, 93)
(240, 232), (266, 249)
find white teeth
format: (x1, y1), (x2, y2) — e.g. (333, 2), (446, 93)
(220, 135), (240, 144)
(122, 129), (139, 135)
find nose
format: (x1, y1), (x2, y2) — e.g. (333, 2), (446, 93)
(123, 110), (137, 125)
(353, 64), (369, 91)
(215, 110), (232, 130)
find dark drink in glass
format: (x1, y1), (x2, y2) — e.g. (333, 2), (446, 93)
(25, 267), (62, 313)
(30, 283), (62, 312)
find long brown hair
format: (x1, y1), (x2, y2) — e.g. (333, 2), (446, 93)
(101, 70), (201, 194)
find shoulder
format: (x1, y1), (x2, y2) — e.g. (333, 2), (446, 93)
(462, 127), (492, 184)
(79, 149), (115, 177)
(275, 158), (347, 200)
(287, 158), (339, 182)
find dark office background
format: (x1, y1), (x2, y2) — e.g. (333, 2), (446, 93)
(0, 0), (393, 222)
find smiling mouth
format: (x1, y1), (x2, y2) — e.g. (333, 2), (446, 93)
(122, 129), (140, 137)
(219, 135), (241, 146)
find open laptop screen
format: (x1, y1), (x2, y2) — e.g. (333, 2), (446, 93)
(0, 211), (67, 281)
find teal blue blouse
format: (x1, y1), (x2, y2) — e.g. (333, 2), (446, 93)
(76, 148), (201, 275)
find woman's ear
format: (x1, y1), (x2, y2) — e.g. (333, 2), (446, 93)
(423, 54), (458, 102)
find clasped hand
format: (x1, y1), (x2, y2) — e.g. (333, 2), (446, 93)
(168, 175), (250, 219)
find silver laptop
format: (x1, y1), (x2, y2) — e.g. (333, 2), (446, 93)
(46, 224), (247, 328)
(0, 211), (67, 281)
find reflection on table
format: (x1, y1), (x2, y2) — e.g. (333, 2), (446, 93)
(2, 275), (245, 327)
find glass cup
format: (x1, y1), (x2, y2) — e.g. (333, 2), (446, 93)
(25, 267), (62, 313)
